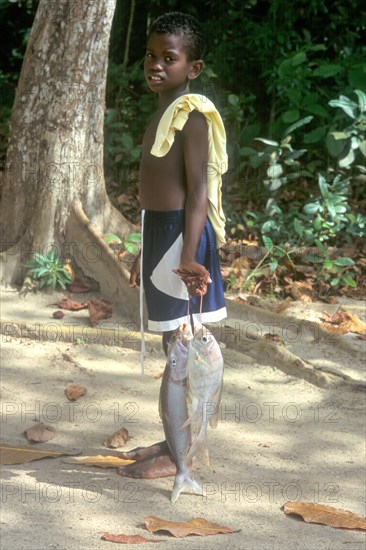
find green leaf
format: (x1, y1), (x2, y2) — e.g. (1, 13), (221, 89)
(284, 116), (313, 136)
(303, 202), (320, 215)
(263, 236), (274, 251)
(124, 242), (139, 254)
(359, 140), (366, 157)
(291, 52), (307, 66)
(339, 146), (355, 168)
(330, 278), (340, 286)
(265, 178), (283, 191)
(304, 127), (326, 144)
(313, 216), (322, 230)
(305, 254), (323, 264)
(333, 257), (355, 267)
(294, 218), (303, 236)
(354, 89), (366, 113)
(269, 258), (278, 273)
(318, 174), (329, 197)
(267, 164), (283, 178)
(342, 275), (357, 287)
(330, 132), (349, 140)
(255, 138), (279, 146)
(282, 110), (300, 123)
(102, 233), (123, 244)
(228, 94), (239, 106)
(329, 97), (358, 119)
(303, 104), (329, 118)
(312, 64), (342, 78)
(323, 259), (333, 270)
(126, 233), (141, 243)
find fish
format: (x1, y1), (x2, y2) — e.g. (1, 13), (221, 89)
(183, 324), (224, 466)
(159, 323), (202, 503)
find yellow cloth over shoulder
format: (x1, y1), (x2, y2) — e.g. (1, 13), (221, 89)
(151, 93), (227, 248)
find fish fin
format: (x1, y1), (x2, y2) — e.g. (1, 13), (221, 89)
(171, 472), (202, 503)
(186, 424), (208, 465)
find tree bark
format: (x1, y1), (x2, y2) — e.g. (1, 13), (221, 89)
(0, 0), (139, 321)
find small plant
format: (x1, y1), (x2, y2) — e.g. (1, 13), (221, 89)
(24, 249), (72, 290)
(306, 239), (356, 288)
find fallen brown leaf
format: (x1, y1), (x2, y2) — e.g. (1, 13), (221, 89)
(88, 298), (113, 326)
(103, 428), (131, 449)
(101, 533), (161, 544)
(0, 444), (77, 465)
(275, 297), (292, 314)
(144, 516), (233, 538)
(51, 298), (88, 311)
(25, 422), (57, 443)
(284, 501), (366, 530)
(64, 384), (87, 401)
(154, 372), (164, 380)
(290, 281), (315, 302)
(62, 455), (135, 468)
(321, 307), (366, 335)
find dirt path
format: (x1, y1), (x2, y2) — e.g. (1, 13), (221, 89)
(0, 288), (365, 549)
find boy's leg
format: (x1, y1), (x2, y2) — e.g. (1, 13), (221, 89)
(118, 330), (176, 479)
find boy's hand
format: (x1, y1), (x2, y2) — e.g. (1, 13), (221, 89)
(173, 262), (212, 297)
(129, 254), (141, 288)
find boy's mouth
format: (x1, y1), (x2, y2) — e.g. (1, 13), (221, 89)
(149, 75), (163, 82)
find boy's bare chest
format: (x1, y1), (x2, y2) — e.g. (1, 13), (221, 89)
(140, 117), (184, 176)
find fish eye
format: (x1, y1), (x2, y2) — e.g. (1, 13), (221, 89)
(171, 357), (177, 367)
(201, 335), (208, 343)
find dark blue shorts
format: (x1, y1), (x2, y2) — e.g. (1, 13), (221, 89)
(141, 209), (227, 331)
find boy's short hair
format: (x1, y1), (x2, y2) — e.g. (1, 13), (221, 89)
(148, 12), (206, 61)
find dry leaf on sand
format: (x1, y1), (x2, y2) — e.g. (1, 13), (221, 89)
(275, 297), (292, 313)
(144, 516), (233, 538)
(50, 298), (88, 311)
(101, 533), (161, 544)
(24, 422), (56, 443)
(284, 501), (366, 530)
(62, 455), (134, 469)
(103, 428), (131, 449)
(64, 384), (87, 401)
(88, 298), (113, 326)
(321, 307), (366, 336)
(290, 281), (315, 302)
(0, 444), (77, 465)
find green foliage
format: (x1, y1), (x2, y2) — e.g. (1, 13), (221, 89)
(327, 89), (366, 169)
(104, 60), (155, 191)
(24, 250), (72, 290)
(306, 239), (356, 288)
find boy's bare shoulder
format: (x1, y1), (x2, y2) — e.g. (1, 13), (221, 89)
(181, 109), (208, 138)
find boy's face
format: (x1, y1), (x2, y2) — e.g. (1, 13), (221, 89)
(144, 32), (202, 96)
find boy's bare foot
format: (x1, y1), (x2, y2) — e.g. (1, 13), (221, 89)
(118, 454), (176, 479)
(118, 440), (177, 479)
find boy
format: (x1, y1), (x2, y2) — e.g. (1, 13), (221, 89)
(118, 12), (227, 479)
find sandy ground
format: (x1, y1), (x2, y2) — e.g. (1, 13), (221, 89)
(0, 287), (365, 550)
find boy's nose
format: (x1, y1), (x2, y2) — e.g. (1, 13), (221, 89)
(150, 58), (163, 71)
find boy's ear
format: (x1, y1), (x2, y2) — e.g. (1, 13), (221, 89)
(188, 60), (204, 81)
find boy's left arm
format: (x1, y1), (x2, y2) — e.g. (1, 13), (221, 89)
(177, 110), (211, 296)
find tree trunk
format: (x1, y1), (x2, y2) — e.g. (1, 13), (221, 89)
(0, 0), (139, 321)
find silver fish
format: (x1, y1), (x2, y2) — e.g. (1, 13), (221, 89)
(184, 324), (224, 466)
(159, 323), (202, 503)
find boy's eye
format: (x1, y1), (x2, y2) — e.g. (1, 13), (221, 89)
(165, 56), (173, 62)
(146, 52), (153, 58)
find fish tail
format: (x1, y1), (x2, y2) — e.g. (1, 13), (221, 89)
(170, 472), (202, 503)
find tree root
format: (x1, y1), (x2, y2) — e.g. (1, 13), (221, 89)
(65, 200), (141, 324)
